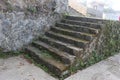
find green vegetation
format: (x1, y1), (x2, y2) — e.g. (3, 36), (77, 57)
(4, 1), (13, 12)
(0, 50), (22, 59)
(63, 13), (70, 18)
(69, 51), (105, 74)
(24, 52), (57, 78)
(69, 20), (120, 75)
(102, 21), (120, 55)
(27, 6), (37, 14)
(0, 20), (119, 80)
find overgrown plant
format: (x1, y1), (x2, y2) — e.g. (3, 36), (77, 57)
(102, 21), (120, 56)
(27, 6), (37, 14)
(69, 20), (120, 76)
(0, 51), (22, 59)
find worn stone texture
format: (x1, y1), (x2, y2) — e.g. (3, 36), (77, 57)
(1, 53), (120, 80)
(0, 55), (57, 80)
(0, 0), (68, 51)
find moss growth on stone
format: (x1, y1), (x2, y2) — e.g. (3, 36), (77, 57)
(26, 6), (37, 14)
(102, 21), (120, 55)
(68, 20), (120, 76)
(23, 53), (57, 78)
(0, 51), (23, 59)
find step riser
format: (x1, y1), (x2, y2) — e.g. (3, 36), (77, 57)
(39, 37), (82, 56)
(56, 23), (98, 34)
(51, 27), (93, 41)
(25, 48), (63, 75)
(65, 16), (103, 24)
(46, 32), (87, 48)
(25, 15), (104, 77)
(32, 42), (71, 64)
(61, 20), (101, 29)
(39, 37), (74, 55)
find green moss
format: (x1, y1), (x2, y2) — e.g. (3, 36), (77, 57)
(62, 13), (70, 18)
(67, 20), (120, 78)
(4, 1), (13, 12)
(24, 53), (57, 78)
(102, 21), (120, 54)
(0, 51), (23, 59)
(27, 6), (37, 14)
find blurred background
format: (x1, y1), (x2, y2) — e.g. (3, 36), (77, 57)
(68, 0), (120, 21)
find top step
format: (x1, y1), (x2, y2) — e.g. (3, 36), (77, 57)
(65, 16), (104, 24)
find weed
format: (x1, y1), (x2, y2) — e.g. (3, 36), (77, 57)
(24, 53), (57, 78)
(27, 6), (37, 14)
(0, 51), (23, 59)
(4, 1), (13, 12)
(62, 13), (69, 18)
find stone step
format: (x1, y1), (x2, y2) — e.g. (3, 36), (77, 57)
(61, 19), (102, 29)
(32, 41), (75, 65)
(25, 46), (69, 76)
(25, 15), (104, 77)
(45, 31), (89, 48)
(65, 16), (104, 24)
(56, 23), (99, 35)
(39, 36), (83, 57)
(51, 27), (94, 41)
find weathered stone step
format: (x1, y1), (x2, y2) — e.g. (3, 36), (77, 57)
(56, 23), (99, 35)
(65, 16), (104, 24)
(25, 46), (68, 76)
(32, 41), (75, 65)
(46, 31), (89, 48)
(39, 36), (83, 57)
(61, 19), (102, 29)
(51, 27), (94, 41)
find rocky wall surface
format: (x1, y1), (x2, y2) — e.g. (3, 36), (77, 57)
(95, 21), (120, 55)
(81, 20), (120, 60)
(0, 0), (68, 51)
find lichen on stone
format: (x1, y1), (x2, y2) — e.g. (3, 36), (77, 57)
(0, 0), (68, 51)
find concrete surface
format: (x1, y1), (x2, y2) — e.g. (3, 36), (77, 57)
(0, 53), (120, 80)
(0, 55), (57, 80)
(65, 53), (120, 80)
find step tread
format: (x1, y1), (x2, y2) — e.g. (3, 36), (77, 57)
(41, 36), (83, 51)
(65, 16), (104, 23)
(47, 31), (89, 44)
(66, 15), (104, 20)
(61, 19), (102, 29)
(57, 22), (99, 32)
(33, 41), (75, 64)
(62, 19), (102, 26)
(26, 46), (68, 71)
(52, 26), (96, 37)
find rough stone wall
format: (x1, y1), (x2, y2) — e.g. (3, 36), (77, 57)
(95, 21), (120, 55)
(0, 0), (68, 51)
(83, 20), (120, 60)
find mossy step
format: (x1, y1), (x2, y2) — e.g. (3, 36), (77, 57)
(32, 41), (75, 65)
(46, 31), (89, 48)
(61, 19), (102, 29)
(51, 27), (94, 41)
(56, 23), (99, 35)
(25, 46), (68, 76)
(39, 36), (83, 57)
(65, 16), (104, 24)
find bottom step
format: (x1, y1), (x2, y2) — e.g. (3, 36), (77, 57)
(25, 46), (69, 76)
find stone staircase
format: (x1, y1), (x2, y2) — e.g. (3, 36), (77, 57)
(25, 16), (104, 77)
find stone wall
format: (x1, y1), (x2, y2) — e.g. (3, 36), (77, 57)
(0, 0), (68, 51)
(82, 20), (120, 60)
(96, 21), (120, 55)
